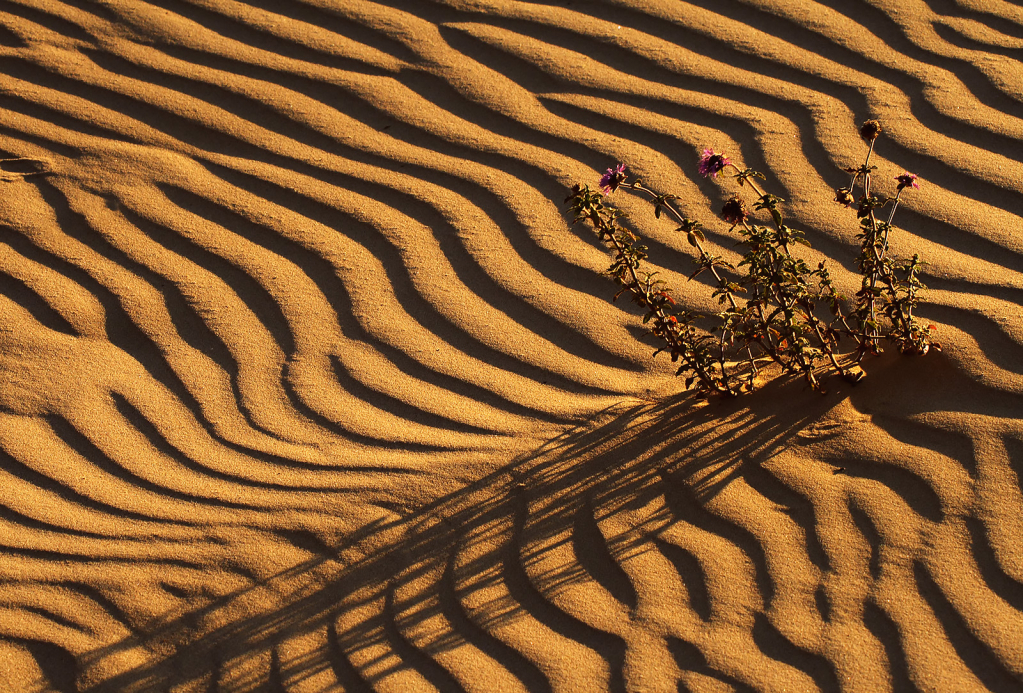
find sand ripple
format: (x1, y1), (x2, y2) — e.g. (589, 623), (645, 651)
(0, 0), (1022, 690)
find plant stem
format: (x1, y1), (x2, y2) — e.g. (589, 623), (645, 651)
(600, 220), (735, 396)
(624, 181), (740, 312)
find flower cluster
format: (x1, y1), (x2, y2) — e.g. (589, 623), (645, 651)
(565, 121), (937, 396)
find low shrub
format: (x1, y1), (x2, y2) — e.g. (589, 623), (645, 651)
(565, 120), (938, 396)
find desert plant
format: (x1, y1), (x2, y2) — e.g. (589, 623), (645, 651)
(565, 120), (938, 396)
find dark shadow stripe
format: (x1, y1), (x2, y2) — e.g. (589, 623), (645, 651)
(863, 600), (921, 693)
(752, 612), (840, 693)
(120, 0), (402, 75)
(47, 414), (265, 512)
(840, 462), (943, 524)
(503, 492), (628, 693)
(0, 446), (189, 527)
(742, 464), (831, 572)
(661, 472), (775, 608)
(439, 544), (554, 693)
(572, 498), (637, 611)
(383, 582), (470, 693)
(13, 639), (78, 693)
(848, 503), (882, 581)
(667, 636), (758, 693)
(914, 561), (1023, 692)
(0, 263), (79, 336)
(326, 618), (376, 693)
(114, 201), (296, 358)
(653, 537), (711, 621)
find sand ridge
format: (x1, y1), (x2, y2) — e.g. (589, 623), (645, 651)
(0, 0), (1022, 690)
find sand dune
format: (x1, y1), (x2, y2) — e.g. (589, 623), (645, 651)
(0, 0), (1022, 690)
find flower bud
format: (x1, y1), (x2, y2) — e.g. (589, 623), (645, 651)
(834, 187), (855, 206)
(721, 196), (749, 225)
(860, 119), (882, 142)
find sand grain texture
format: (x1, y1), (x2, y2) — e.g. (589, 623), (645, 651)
(1, 0), (1022, 691)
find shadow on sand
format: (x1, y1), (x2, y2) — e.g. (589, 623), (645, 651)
(76, 374), (843, 692)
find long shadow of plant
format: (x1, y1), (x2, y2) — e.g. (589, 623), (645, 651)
(78, 376), (842, 693)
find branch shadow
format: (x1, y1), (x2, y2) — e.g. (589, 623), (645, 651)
(77, 375), (841, 692)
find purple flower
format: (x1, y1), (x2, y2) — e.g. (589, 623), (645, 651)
(895, 172), (919, 190)
(698, 148), (731, 178)
(599, 163), (628, 193)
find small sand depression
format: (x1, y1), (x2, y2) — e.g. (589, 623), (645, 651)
(1, 1), (1022, 691)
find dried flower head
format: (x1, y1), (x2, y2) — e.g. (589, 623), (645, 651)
(721, 196), (749, 225)
(860, 119), (882, 142)
(834, 187), (855, 207)
(698, 149), (731, 178)
(599, 163), (628, 193)
(894, 172), (919, 190)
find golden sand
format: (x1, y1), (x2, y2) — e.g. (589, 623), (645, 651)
(1, 0), (1022, 690)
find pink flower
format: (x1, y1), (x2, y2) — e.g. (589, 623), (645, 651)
(895, 172), (919, 189)
(599, 163), (628, 193)
(698, 149), (731, 178)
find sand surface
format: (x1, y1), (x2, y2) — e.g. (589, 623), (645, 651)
(1, 0), (1023, 691)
